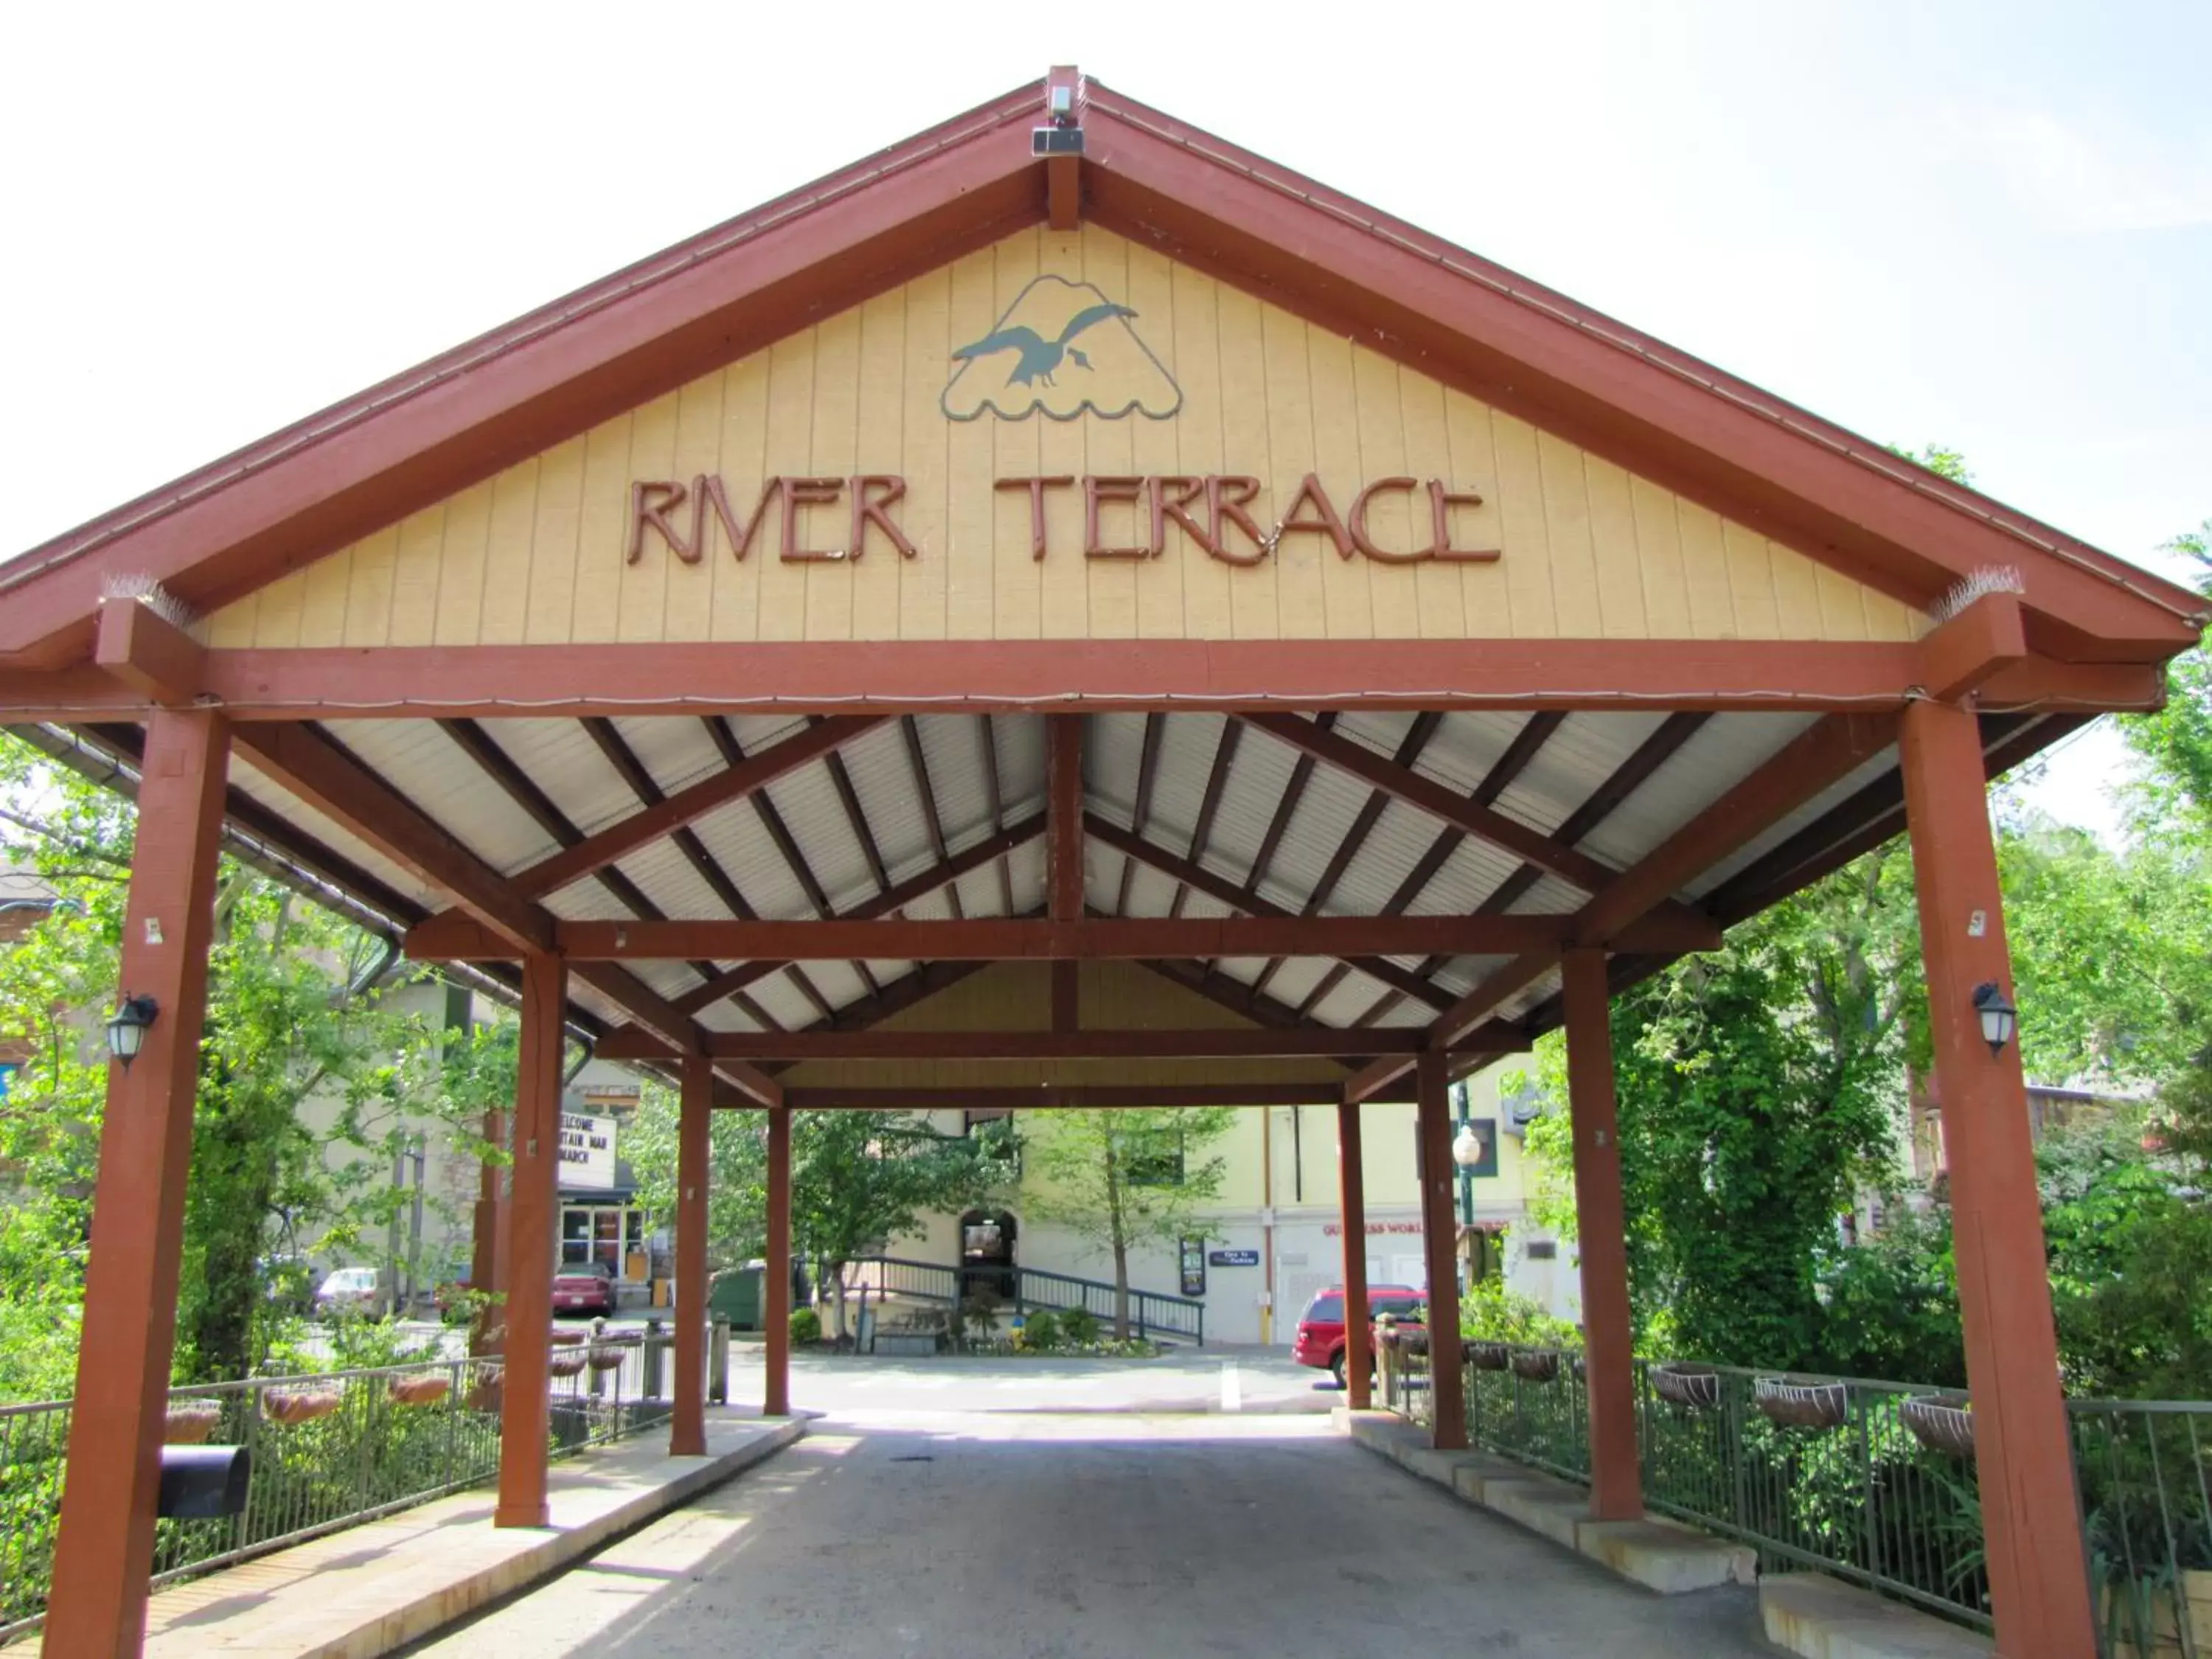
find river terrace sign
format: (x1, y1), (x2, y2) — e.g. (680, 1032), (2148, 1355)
(626, 471), (1500, 568)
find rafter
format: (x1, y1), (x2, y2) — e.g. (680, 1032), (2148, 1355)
(1295, 710), (1566, 1020)
(670, 812), (1046, 1015)
(900, 714), (964, 921)
(598, 1024), (1533, 1062)
(1113, 711), (1166, 916)
(976, 714), (1018, 917)
(1168, 717), (1242, 922)
(1352, 711), (1709, 1027)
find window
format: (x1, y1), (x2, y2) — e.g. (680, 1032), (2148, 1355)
(1305, 1293), (1344, 1322)
(1121, 1127), (1184, 1188)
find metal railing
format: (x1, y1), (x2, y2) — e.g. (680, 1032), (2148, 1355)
(845, 1256), (1206, 1344)
(0, 1329), (677, 1643)
(1377, 1341), (2212, 1653)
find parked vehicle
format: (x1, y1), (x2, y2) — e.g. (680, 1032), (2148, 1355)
(553, 1261), (617, 1318)
(313, 1265), (386, 1319)
(1292, 1284), (1425, 1388)
(259, 1253), (316, 1317)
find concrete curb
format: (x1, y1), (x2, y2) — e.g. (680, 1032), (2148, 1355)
(302, 1419), (808, 1659)
(1759, 1573), (1993, 1659)
(1336, 1408), (1755, 1596)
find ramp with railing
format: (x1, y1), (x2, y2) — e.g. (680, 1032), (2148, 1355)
(843, 1256), (1206, 1345)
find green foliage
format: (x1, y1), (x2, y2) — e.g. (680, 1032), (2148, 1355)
(1057, 1304), (1100, 1345)
(1021, 1106), (1234, 1338)
(1014, 1308), (1061, 1350)
(1457, 1270), (1581, 1350)
(0, 732), (501, 1396)
(1808, 1208), (1966, 1386)
(624, 1081), (767, 1270)
(2122, 524), (2212, 831)
(788, 1306), (821, 1345)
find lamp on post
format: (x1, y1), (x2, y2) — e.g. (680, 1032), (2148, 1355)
(1972, 981), (2017, 1057)
(1450, 1086), (1486, 1228)
(105, 994), (159, 1068)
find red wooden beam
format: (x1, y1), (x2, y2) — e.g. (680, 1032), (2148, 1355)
(774, 1083), (1403, 1110)
(1088, 812), (1458, 1015)
(0, 639), (2171, 724)
(515, 715), (882, 898)
(404, 910), (1722, 963)
(91, 597), (204, 706)
(666, 813), (1045, 1015)
(1112, 711), (1166, 916)
(1918, 590), (2028, 704)
(1049, 714), (1083, 1030)
(598, 1025), (1527, 1061)
(975, 714), (1018, 915)
(234, 723), (553, 953)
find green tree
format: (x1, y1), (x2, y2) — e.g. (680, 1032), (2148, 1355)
(0, 733), (492, 1391)
(624, 1082), (767, 1272)
(1020, 1107), (1234, 1340)
(789, 1110), (1014, 1339)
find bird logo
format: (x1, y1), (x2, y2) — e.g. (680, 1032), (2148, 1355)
(942, 274), (1181, 422)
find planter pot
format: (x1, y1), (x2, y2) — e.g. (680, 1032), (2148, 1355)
(1651, 1364), (1722, 1411)
(547, 1351), (589, 1379)
(549, 1329), (585, 1346)
(467, 1367), (504, 1413)
(1395, 1329), (1430, 1357)
(1467, 1340), (1512, 1372)
(585, 1346), (627, 1372)
(1900, 1393), (1975, 1458)
(263, 1388), (343, 1426)
(389, 1374), (451, 1408)
(1510, 1349), (1561, 1384)
(1754, 1377), (1848, 1431)
(164, 1399), (223, 1444)
(2103, 1568), (2212, 1659)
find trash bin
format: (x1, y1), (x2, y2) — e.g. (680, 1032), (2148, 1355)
(709, 1262), (766, 1330)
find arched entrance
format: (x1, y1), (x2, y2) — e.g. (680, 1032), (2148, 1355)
(959, 1209), (1017, 1303)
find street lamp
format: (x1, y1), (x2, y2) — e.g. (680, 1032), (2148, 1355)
(105, 994), (159, 1067)
(1452, 1124), (1486, 1169)
(1972, 981), (2017, 1057)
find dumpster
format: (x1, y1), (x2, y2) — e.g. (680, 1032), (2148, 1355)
(709, 1262), (766, 1330)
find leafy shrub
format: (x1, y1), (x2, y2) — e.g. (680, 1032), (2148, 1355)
(1458, 1274), (1580, 1349)
(1015, 1310), (1062, 1351)
(1058, 1305), (1101, 1345)
(789, 1307), (821, 1346)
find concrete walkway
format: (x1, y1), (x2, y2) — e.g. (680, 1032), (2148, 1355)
(400, 1411), (1787, 1658)
(44, 1413), (801, 1658)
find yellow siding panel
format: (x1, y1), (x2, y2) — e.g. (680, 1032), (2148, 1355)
(223, 226), (1922, 650)
(896, 271), (950, 641)
(1440, 389), (1509, 638)
(478, 462), (540, 647)
(849, 289), (908, 643)
(341, 525), (398, 647)
(433, 484), (493, 647)
(1582, 456), (1650, 639)
(387, 505), (446, 647)
(711, 358), (771, 642)
(660, 372), (726, 645)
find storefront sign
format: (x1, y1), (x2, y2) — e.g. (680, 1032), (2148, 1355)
(1208, 1248), (1260, 1267)
(1322, 1220), (1426, 1237)
(557, 1111), (617, 1189)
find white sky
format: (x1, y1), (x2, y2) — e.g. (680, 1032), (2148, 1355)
(3, 1), (2205, 839)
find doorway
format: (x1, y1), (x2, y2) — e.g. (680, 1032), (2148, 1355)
(960, 1209), (1017, 1302)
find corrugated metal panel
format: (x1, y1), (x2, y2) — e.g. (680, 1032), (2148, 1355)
(455, 719), (635, 840)
(608, 715), (726, 799)
(1261, 956), (1331, 1012)
(1403, 835), (1533, 919)
(757, 762), (872, 913)
(1408, 711), (1543, 799)
(324, 720), (554, 874)
(1689, 743), (1902, 899)
(743, 972), (819, 1033)
(1231, 742), (1366, 907)
(913, 714), (994, 852)
(686, 794), (815, 921)
(1087, 712), (1148, 822)
(1576, 713), (1820, 872)
(605, 835), (729, 921)
(724, 712), (818, 761)
(835, 722), (942, 890)
(1139, 713), (1232, 855)
(801, 960), (872, 1012)
(1490, 713), (1665, 841)
(990, 713), (1047, 821)
(541, 880), (636, 923)
(1307, 968), (1398, 1028)
(225, 754), (445, 911)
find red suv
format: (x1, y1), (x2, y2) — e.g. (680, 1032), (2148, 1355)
(1293, 1284), (1425, 1387)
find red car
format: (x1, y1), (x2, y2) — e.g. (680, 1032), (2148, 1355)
(1293, 1284), (1425, 1387)
(552, 1262), (617, 1318)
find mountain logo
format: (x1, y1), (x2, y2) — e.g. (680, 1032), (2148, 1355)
(942, 274), (1181, 422)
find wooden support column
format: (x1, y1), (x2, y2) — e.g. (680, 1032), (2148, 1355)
(1562, 947), (1644, 1521)
(1336, 1096), (1373, 1410)
(1901, 699), (2095, 1659)
(763, 1105), (793, 1416)
(1048, 714), (1083, 1032)
(46, 708), (229, 1659)
(670, 1055), (712, 1456)
(469, 1105), (507, 1357)
(495, 952), (564, 1528)
(1414, 1052), (1467, 1449)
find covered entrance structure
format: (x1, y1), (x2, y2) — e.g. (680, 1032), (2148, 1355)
(2, 69), (2199, 1659)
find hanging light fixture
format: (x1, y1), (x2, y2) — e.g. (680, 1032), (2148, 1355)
(1452, 1123), (1487, 1169)
(105, 994), (159, 1067)
(1972, 981), (2017, 1057)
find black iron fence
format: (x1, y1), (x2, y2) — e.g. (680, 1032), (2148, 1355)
(1376, 1336), (2212, 1656)
(0, 1329), (678, 1643)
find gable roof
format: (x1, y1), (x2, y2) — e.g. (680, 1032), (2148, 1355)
(1, 72), (2200, 671)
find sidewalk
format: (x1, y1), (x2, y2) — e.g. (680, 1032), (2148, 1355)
(29, 1412), (803, 1658)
